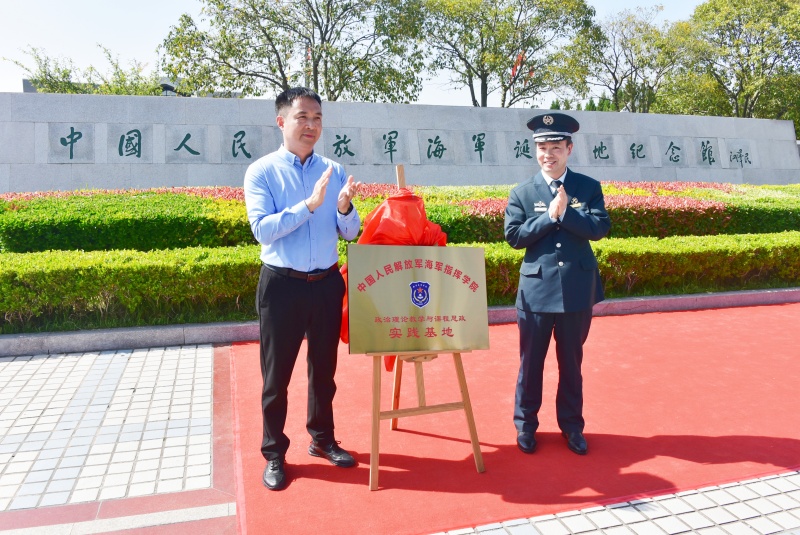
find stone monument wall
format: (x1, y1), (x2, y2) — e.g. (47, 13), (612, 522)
(0, 92), (798, 193)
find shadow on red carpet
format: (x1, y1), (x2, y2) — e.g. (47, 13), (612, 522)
(226, 303), (800, 535)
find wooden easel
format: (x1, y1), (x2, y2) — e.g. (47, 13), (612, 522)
(364, 165), (485, 490)
(367, 350), (484, 490)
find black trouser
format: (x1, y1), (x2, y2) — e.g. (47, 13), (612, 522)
(514, 308), (593, 434)
(256, 264), (345, 461)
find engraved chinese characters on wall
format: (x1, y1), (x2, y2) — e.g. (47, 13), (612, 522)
(324, 128), (363, 165)
(583, 135), (617, 166)
(418, 130), (455, 165)
(108, 125), (153, 163)
(49, 124), (94, 163)
(220, 126), (265, 164)
(727, 140), (756, 169)
(369, 129), (408, 164)
(166, 126), (207, 163)
(654, 137), (690, 167)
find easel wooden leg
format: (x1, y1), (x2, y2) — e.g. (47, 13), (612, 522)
(367, 350), (484, 489)
(453, 352), (485, 473)
(389, 358), (403, 430)
(370, 355), (382, 490)
(414, 361), (426, 406)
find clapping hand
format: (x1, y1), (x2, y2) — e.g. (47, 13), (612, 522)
(338, 174), (361, 214)
(549, 185), (568, 220)
(306, 166), (332, 213)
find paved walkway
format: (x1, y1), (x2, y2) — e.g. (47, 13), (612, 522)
(0, 288), (800, 535)
(0, 345), (236, 534)
(428, 473), (800, 535)
(0, 346), (213, 511)
(1, 291), (800, 533)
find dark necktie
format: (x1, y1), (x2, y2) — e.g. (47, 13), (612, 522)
(551, 180), (562, 197)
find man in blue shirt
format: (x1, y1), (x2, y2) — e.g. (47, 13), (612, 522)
(244, 87), (362, 491)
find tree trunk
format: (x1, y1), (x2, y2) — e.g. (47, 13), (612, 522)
(467, 72), (479, 107)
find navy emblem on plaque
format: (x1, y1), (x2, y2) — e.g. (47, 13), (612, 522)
(410, 281), (431, 309)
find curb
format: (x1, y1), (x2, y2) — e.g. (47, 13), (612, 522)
(2, 288), (799, 358)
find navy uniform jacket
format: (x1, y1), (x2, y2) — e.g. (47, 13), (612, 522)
(504, 169), (611, 313)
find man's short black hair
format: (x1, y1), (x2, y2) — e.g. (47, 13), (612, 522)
(275, 87), (322, 115)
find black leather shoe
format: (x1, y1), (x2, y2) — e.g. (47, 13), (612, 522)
(562, 431), (588, 455)
(262, 457), (287, 490)
(308, 441), (356, 467)
(516, 431), (537, 454)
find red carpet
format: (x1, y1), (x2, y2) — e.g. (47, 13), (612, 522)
(227, 303), (800, 535)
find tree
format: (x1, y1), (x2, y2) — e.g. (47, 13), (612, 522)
(651, 70), (732, 117)
(159, 0), (425, 102)
(621, 15), (689, 113)
(6, 46), (162, 96)
(578, 6), (687, 112)
(756, 71), (800, 133)
(581, 11), (634, 112)
(687, 0), (800, 118)
(597, 93), (613, 111)
(420, 0), (600, 107)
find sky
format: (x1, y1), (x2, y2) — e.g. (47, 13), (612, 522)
(0, 0), (702, 107)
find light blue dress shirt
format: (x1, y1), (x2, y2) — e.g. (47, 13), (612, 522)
(244, 146), (360, 272)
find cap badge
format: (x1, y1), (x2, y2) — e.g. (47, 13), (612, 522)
(543, 115), (554, 126)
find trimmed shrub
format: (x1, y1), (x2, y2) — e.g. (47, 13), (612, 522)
(461, 231), (800, 304)
(0, 192), (254, 253)
(3, 184), (800, 251)
(0, 245), (260, 334)
(5, 232), (798, 334)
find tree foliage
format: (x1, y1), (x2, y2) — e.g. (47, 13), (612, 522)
(5, 0), (800, 131)
(687, 0), (800, 118)
(578, 6), (689, 112)
(159, 0), (425, 102)
(757, 72), (800, 128)
(420, 0), (600, 107)
(552, 94), (613, 111)
(651, 70), (732, 117)
(6, 46), (163, 96)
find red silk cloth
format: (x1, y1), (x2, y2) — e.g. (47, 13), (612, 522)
(340, 189), (447, 371)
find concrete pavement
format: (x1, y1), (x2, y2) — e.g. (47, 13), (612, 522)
(1, 288), (799, 534)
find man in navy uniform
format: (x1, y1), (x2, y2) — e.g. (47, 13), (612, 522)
(504, 112), (610, 455)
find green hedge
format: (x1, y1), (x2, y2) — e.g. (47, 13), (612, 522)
(724, 203), (800, 235)
(0, 245), (261, 334)
(433, 193), (800, 242)
(0, 192), (254, 253)
(3, 184), (800, 252)
(594, 232), (800, 295)
(426, 203), (505, 243)
(4, 232), (799, 334)
(386, 183), (800, 241)
(462, 231), (800, 305)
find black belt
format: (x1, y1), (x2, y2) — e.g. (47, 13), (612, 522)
(264, 263), (338, 282)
